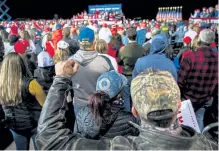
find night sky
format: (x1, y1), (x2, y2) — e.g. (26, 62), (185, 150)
(5, 0), (218, 20)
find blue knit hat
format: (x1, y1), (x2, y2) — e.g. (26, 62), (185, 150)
(96, 71), (128, 99)
(78, 27), (95, 43)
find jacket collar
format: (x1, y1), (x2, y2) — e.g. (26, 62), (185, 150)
(129, 121), (197, 150)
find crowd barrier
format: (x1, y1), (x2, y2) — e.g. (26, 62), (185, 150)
(189, 18), (219, 24)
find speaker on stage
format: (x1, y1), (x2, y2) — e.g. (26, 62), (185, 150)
(54, 14), (59, 20)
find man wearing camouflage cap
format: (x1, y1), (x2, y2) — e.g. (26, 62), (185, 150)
(36, 62), (217, 150)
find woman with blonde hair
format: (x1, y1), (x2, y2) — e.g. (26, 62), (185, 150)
(0, 52), (46, 150)
(20, 30), (36, 54)
(95, 39), (118, 72)
(53, 40), (70, 64)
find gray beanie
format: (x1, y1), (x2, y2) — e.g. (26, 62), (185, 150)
(199, 29), (215, 44)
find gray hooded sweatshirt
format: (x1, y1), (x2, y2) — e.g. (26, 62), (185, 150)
(71, 50), (111, 106)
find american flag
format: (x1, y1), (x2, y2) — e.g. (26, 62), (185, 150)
(156, 9), (161, 20)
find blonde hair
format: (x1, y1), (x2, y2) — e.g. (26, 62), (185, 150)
(0, 53), (31, 106)
(192, 35), (200, 52)
(53, 48), (70, 64)
(95, 39), (108, 54)
(20, 30), (31, 40)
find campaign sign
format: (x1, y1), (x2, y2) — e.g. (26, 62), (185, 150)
(177, 100), (201, 133)
(88, 4), (122, 14)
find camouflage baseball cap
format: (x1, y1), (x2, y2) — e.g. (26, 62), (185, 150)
(131, 68), (180, 119)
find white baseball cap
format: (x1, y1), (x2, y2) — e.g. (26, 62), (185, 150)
(57, 40), (69, 49)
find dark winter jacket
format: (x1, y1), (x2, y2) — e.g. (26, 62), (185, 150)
(34, 66), (55, 93)
(118, 42), (145, 76)
(2, 78), (42, 135)
(36, 77), (217, 150)
(76, 105), (139, 139)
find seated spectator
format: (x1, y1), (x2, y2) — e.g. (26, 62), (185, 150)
(36, 64), (217, 150)
(76, 71), (139, 139)
(70, 28), (112, 115)
(133, 34), (177, 81)
(0, 52), (46, 150)
(178, 29), (218, 131)
(34, 51), (55, 94)
(95, 39), (118, 71)
(62, 27), (79, 56)
(53, 40), (70, 64)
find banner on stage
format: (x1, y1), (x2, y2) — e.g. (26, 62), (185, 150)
(88, 4), (122, 14)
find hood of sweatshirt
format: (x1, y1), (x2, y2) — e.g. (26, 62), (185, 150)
(71, 49), (98, 66)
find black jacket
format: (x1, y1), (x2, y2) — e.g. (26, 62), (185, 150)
(2, 78), (42, 135)
(36, 77), (217, 150)
(34, 66), (55, 93)
(76, 105), (139, 139)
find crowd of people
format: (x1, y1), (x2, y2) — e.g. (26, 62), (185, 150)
(191, 4), (219, 18)
(0, 5), (218, 150)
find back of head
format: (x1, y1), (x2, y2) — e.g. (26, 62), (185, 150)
(199, 29), (215, 45)
(78, 27), (95, 50)
(63, 27), (70, 38)
(150, 34), (168, 54)
(54, 40), (70, 64)
(8, 34), (19, 46)
(126, 27), (137, 41)
(131, 68), (180, 128)
(95, 39), (108, 54)
(0, 52), (31, 106)
(109, 33), (122, 50)
(37, 51), (54, 68)
(89, 71), (127, 124)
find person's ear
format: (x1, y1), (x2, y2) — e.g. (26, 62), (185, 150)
(132, 106), (139, 118)
(177, 100), (182, 110)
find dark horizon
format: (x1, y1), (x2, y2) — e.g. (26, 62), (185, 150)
(5, 0), (218, 20)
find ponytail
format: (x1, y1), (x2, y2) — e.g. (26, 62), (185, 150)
(89, 91), (111, 125)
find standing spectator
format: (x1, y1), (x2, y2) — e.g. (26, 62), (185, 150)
(45, 33), (55, 58)
(52, 24), (63, 51)
(19, 30), (36, 54)
(118, 27), (145, 111)
(117, 25), (128, 46)
(170, 26), (185, 48)
(98, 23), (112, 43)
(41, 26), (51, 49)
(136, 22), (147, 46)
(70, 28), (112, 115)
(35, 65), (217, 150)
(0, 52), (46, 150)
(178, 29), (218, 131)
(70, 25), (78, 41)
(3, 33), (18, 55)
(53, 41), (70, 64)
(108, 33), (124, 73)
(76, 71), (139, 139)
(34, 51), (55, 94)
(62, 27), (79, 56)
(177, 36), (192, 62)
(95, 39), (118, 72)
(143, 28), (161, 55)
(184, 24), (197, 41)
(133, 34), (177, 81)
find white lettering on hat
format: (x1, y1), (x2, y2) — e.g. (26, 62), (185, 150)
(99, 78), (111, 91)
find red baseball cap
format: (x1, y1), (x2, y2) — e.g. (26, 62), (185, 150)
(14, 41), (28, 55)
(183, 36), (192, 44)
